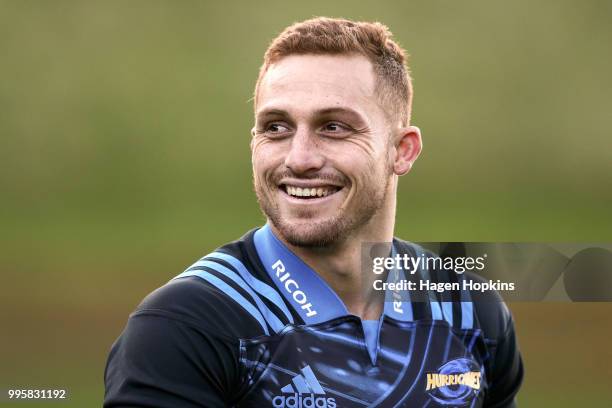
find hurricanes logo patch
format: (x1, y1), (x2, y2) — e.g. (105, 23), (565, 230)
(425, 358), (482, 406)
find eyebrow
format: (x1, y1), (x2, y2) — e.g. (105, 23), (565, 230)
(256, 106), (367, 122)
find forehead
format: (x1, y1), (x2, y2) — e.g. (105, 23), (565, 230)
(256, 54), (379, 117)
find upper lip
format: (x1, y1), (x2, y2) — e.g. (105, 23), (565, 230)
(278, 179), (344, 189)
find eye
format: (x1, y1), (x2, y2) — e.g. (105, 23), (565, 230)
(325, 123), (343, 131)
(260, 122), (292, 138)
(268, 123), (290, 133)
(254, 122), (292, 139)
(320, 122), (352, 137)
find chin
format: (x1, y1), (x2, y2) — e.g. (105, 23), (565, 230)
(273, 216), (348, 248)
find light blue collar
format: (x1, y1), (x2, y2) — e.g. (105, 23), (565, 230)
(253, 223), (414, 325)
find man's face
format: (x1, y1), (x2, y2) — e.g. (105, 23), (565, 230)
(252, 54), (396, 247)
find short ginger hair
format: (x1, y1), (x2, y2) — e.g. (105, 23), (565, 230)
(254, 17), (413, 126)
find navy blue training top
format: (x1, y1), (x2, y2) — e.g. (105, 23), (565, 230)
(104, 225), (523, 407)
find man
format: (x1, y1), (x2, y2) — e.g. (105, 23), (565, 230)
(105, 17), (523, 407)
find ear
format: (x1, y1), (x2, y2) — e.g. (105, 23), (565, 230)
(393, 126), (422, 175)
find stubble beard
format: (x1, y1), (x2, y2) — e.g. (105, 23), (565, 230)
(254, 165), (393, 249)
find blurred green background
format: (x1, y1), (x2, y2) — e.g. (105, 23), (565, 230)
(1, 1), (611, 406)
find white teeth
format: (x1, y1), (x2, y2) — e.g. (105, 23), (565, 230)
(284, 185), (337, 198)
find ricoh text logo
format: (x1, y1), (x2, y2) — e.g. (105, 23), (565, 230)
(272, 260), (317, 317)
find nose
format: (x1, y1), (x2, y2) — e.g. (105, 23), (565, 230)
(284, 129), (325, 175)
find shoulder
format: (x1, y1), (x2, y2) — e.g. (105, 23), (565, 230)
(462, 272), (514, 341)
(105, 230), (280, 407)
(393, 238), (514, 341)
(134, 275), (264, 339)
(132, 231), (272, 340)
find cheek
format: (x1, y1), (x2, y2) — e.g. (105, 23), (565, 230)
(252, 139), (284, 180)
(331, 140), (388, 180)
(340, 136), (389, 171)
(250, 137), (267, 160)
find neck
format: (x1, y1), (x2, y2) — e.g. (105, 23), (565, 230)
(272, 189), (397, 320)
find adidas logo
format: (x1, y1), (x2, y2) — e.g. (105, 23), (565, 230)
(272, 365), (337, 408)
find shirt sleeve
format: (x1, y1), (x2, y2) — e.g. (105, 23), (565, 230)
(104, 310), (239, 408)
(484, 315), (524, 408)
(103, 276), (266, 408)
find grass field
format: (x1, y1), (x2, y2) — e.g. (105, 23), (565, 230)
(2, 1), (611, 406)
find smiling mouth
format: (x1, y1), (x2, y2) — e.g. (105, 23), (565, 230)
(280, 184), (342, 199)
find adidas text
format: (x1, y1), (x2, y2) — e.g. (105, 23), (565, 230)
(272, 394), (337, 408)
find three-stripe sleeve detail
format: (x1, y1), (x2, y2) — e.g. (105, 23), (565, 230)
(173, 253), (291, 335)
